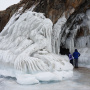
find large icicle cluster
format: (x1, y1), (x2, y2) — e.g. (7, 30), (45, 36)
(60, 10), (90, 53)
(0, 8), (73, 84)
(52, 15), (67, 54)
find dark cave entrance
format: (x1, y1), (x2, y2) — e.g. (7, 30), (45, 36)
(60, 46), (69, 56)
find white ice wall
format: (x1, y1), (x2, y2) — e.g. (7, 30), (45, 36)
(0, 7), (73, 84)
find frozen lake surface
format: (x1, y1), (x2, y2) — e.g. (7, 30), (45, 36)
(0, 67), (90, 90)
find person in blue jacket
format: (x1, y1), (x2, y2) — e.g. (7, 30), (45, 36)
(73, 49), (80, 68)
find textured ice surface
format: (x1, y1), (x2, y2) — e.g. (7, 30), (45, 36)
(0, 8), (73, 84)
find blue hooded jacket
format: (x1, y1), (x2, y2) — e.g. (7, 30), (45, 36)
(73, 49), (80, 59)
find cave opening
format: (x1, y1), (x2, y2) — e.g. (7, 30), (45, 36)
(60, 46), (69, 56)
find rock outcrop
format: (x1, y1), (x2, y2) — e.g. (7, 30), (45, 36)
(0, 0), (89, 32)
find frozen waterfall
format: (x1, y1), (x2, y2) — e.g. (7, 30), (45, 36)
(0, 8), (73, 84)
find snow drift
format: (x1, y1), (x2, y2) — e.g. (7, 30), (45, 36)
(0, 7), (73, 84)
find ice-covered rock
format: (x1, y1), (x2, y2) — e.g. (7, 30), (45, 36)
(0, 8), (73, 84)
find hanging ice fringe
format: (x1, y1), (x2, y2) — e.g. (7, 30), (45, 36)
(0, 7), (73, 84)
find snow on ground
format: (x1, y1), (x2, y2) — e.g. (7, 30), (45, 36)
(0, 0), (21, 11)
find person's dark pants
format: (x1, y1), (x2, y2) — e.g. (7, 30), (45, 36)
(70, 59), (73, 65)
(74, 59), (78, 68)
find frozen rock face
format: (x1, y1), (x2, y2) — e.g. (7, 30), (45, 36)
(0, 8), (73, 84)
(58, 1), (90, 68)
(0, 0), (38, 32)
(60, 1), (90, 52)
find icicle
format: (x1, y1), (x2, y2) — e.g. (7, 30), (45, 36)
(52, 14), (67, 54)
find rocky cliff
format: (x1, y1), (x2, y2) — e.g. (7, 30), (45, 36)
(0, 0), (88, 31)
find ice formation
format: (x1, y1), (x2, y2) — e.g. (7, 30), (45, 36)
(0, 7), (73, 84)
(52, 15), (67, 54)
(51, 8), (90, 69)
(61, 9), (90, 68)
